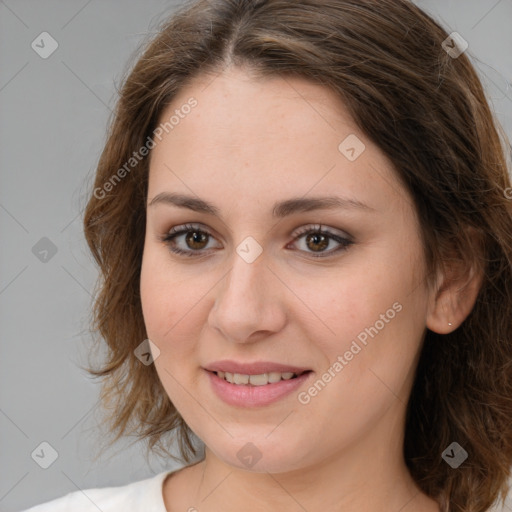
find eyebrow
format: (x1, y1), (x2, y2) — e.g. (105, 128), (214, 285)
(148, 192), (375, 217)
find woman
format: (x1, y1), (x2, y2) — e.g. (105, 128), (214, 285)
(24, 0), (512, 511)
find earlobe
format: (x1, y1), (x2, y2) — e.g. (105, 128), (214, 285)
(426, 261), (484, 334)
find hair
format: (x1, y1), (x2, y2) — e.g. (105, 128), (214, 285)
(82, 0), (512, 510)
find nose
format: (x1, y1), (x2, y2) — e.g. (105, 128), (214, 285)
(208, 245), (287, 344)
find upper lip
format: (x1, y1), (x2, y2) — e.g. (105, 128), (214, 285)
(204, 360), (312, 375)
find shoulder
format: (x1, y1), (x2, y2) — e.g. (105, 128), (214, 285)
(21, 470), (172, 512)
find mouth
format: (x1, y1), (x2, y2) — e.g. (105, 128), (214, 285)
(204, 366), (314, 407)
(209, 369), (312, 386)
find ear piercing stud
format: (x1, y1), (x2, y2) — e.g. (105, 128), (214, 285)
(448, 322), (453, 326)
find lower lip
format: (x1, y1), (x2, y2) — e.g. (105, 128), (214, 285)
(205, 370), (313, 407)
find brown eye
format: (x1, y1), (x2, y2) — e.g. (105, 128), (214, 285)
(304, 232), (329, 252)
(184, 230), (209, 250)
(290, 224), (353, 258)
(161, 223), (220, 257)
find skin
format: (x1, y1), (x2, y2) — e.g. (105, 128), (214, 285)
(140, 65), (481, 511)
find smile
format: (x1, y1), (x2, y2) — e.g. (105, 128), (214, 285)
(214, 370), (308, 386)
(205, 369), (313, 407)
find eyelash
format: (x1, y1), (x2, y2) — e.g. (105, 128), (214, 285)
(159, 223), (353, 259)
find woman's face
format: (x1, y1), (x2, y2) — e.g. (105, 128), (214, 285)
(140, 66), (431, 473)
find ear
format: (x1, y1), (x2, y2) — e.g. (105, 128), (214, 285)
(426, 233), (484, 334)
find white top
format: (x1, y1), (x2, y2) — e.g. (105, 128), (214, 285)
(21, 470), (174, 511)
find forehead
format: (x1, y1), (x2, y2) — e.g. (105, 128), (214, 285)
(147, 67), (409, 220)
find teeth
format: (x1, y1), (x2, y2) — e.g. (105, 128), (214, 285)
(249, 373), (268, 386)
(216, 371), (300, 385)
(233, 373), (249, 385)
(268, 372), (282, 383)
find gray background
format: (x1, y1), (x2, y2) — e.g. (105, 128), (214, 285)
(1, 1), (511, 511)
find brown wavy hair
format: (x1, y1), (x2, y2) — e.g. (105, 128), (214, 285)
(82, 0), (512, 510)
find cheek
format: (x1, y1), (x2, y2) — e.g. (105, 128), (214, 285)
(139, 250), (203, 407)
(140, 244), (212, 363)
(296, 247), (425, 389)
(293, 260), (410, 353)
(140, 244), (184, 352)
(140, 253), (169, 338)
(141, 242), (188, 332)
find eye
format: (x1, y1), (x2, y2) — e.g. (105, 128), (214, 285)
(159, 223), (353, 259)
(159, 223), (220, 258)
(288, 223), (353, 258)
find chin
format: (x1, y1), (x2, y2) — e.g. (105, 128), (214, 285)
(204, 432), (314, 474)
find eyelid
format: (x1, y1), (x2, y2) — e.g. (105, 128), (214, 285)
(167, 222), (217, 238)
(291, 223), (353, 241)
